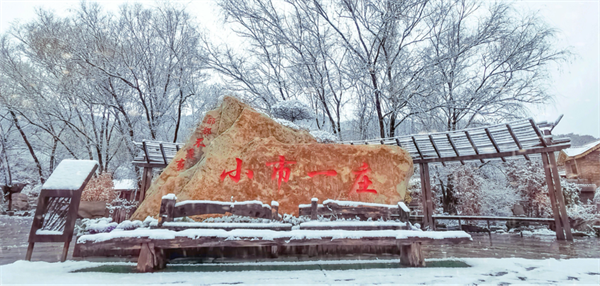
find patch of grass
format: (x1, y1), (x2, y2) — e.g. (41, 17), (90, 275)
(72, 260), (470, 273)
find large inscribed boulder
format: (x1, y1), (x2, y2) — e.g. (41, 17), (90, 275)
(131, 96), (413, 219)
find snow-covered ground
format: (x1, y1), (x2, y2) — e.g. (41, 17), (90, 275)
(1, 258), (599, 285)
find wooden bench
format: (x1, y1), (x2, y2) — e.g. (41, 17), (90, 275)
(74, 195), (471, 272)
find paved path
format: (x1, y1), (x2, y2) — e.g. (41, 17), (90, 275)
(2, 215), (599, 266)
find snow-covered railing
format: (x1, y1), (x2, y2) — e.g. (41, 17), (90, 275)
(299, 199), (410, 222)
(158, 194), (281, 227)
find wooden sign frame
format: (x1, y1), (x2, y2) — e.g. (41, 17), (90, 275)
(26, 161), (98, 262)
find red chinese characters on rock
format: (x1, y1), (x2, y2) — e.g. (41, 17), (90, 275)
(175, 159), (185, 171)
(202, 127), (212, 135)
(205, 115), (216, 125)
(350, 163), (377, 194)
(266, 156), (296, 189)
(307, 170), (337, 177)
(194, 138), (205, 148)
(186, 148), (195, 160)
(220, 158), (253, 183)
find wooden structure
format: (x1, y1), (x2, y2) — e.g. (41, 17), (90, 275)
(26, 160), (98, 262)
(1, 183), (26, 211)
(158, 197), (283, 227)
(298, 199), (410, 223)
(342, 118), (574, 241)
(558, 139), (600, 186)
(75, 197), (470, 272)
(132, 141), (184, 202)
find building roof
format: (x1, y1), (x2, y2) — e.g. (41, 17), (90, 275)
(113, 179), (137, 190)
(562, 139), (600, 159)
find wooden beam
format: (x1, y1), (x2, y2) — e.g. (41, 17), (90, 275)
(159, 143), (168, 165)
(413, 144), (569, 164)
(142, 141), (151, 164)
(411, 137), (425, 160)
(464, 131), (485, 163)
(485, 128), (506, 162)
(446, 134), (464, 165)
(530, 119), (548, 147)
(428, 135), (445, 166)
(506, 124), (530, 161)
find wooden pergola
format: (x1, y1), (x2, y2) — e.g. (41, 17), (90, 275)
(133, 118), (573, 241)
(132, 141), (184, 201)
(341, 118), (573, 241)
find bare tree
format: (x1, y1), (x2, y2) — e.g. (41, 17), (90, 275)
(425, 0), (568, 131)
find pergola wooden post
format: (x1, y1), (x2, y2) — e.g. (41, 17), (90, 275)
(343, 118), (573, 240)
(419, 163), (435, 230)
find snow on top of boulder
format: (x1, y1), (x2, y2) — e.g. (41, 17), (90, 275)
(309, 130), (338, 143)
(42, 160), (98, 191)
(112, 179), (137, 190)
(162, 193), (177, 200)
(274, 118), (302, 130)
(323, 199), (399, 209)
(563, 139), (600, 157)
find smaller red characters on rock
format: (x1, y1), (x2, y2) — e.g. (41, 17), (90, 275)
(220, 158), (253, 183)
(350, 162), (377, 194)
(202, 127), (212, 135)
(186, 148), (195, 159)
(194, 138), (205, 148)
(206, 115), (216, 125)
(175, 158), (185, 171)
(307, 170), (337, 177)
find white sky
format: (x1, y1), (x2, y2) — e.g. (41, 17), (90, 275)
(1, 0), (598, 137)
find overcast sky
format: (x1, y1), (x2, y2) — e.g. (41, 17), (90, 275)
(1, 0), (598, 137)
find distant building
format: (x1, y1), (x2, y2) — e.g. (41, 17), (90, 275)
(558, 139), (600, 186)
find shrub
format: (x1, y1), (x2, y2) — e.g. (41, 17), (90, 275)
(81, 173), (116, 202)
(271, 100), (314, 122)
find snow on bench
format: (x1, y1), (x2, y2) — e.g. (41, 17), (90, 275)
(42, 160), (99, 191)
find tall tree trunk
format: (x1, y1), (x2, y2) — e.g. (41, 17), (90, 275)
(173, 89), (184, 143)
(9, 110), (44, 183)
(369, 71), (385, 138)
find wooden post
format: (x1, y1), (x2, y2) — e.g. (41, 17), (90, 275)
(137, 242), (163, 272)
(139, 167), (152, 203)
(158, 195), (176, 227)
(271, 201), (280, 221)
(399, 242), (425, 267)
(25, 242), (34, 261)
(549, 152), (573, 241)
(419, 163), (434, 230)
(541, 152), (566, 240)
(310, 198), (318, 220)
(397, 202), (409, 223)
